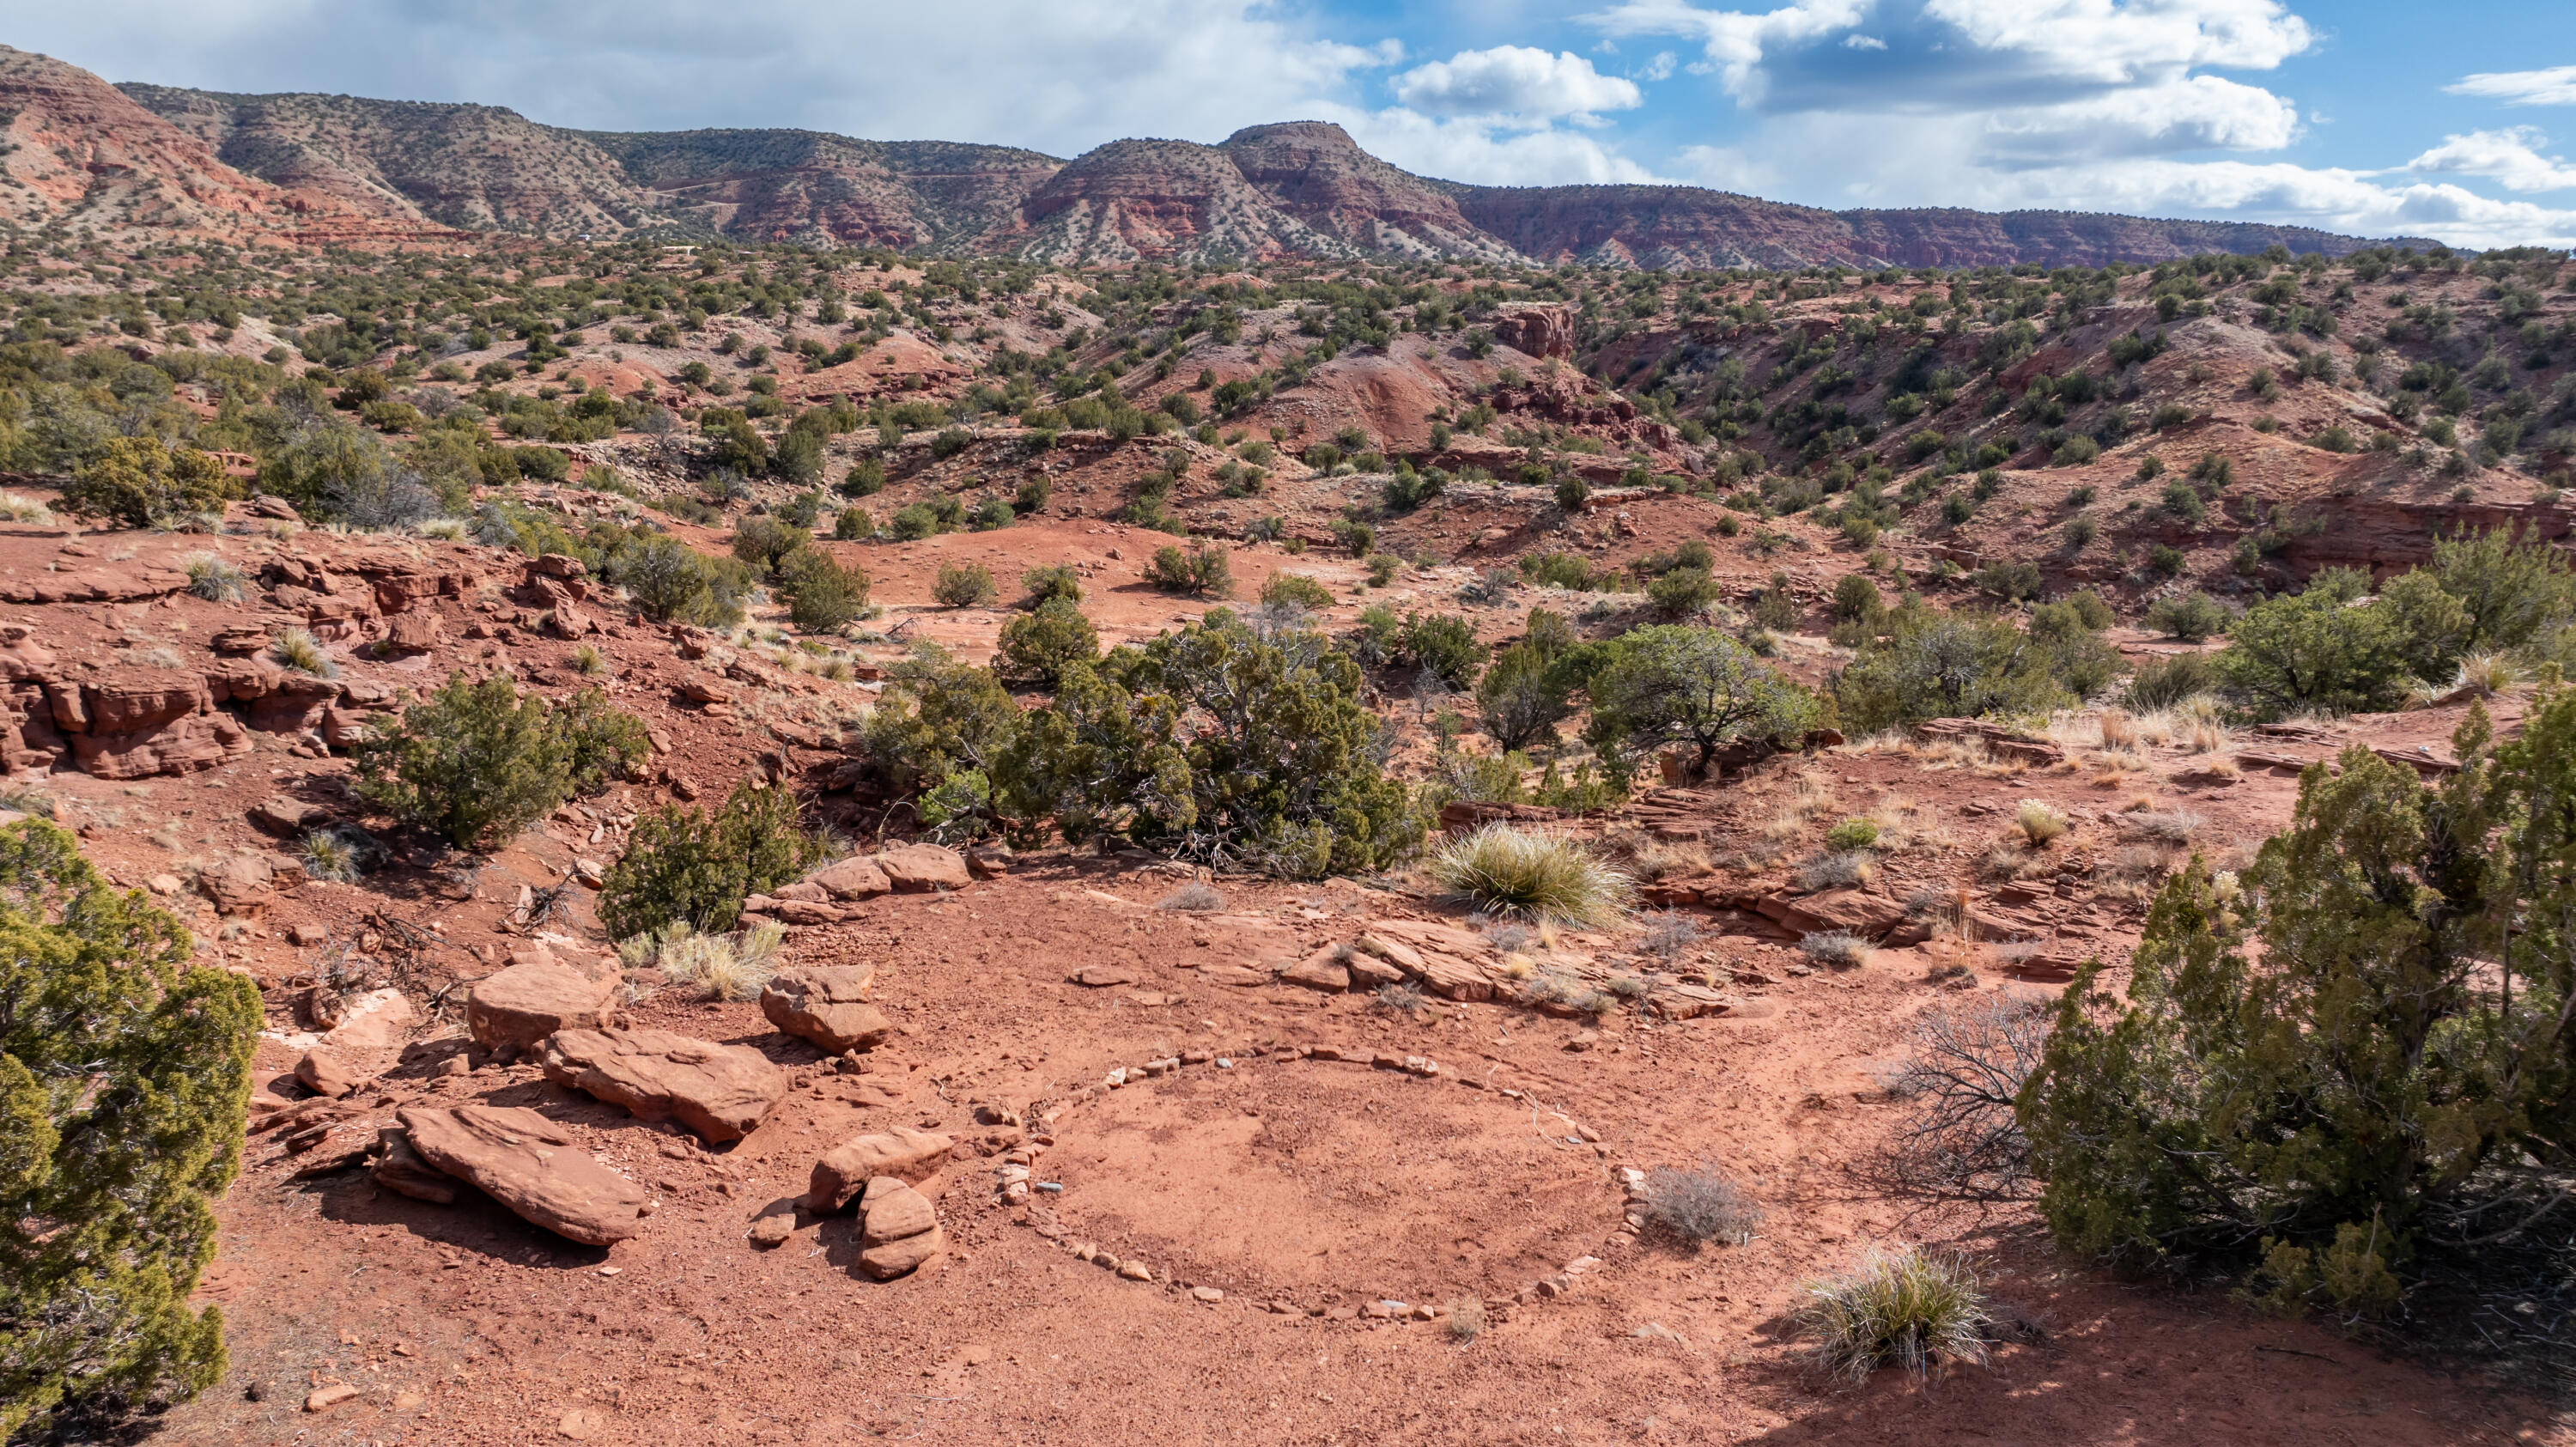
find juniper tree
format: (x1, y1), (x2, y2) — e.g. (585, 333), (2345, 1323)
(0, 820), (258, 1438)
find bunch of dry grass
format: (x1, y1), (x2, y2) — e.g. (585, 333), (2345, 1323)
(1430, 824), (1633, 927)
(625, 921), (786, 1002)
(272, 628), (336, 678)
(1798, 1245), (1992, 1383)
(1800, 930), (1874, 969)
(1795, 851), (1876, 891)
(2014, 799), (2069, 846)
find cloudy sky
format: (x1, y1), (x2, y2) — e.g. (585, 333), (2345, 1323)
(13, 0), (2576, 246)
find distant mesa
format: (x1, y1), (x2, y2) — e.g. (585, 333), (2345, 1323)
(0, 44), (2428, 265)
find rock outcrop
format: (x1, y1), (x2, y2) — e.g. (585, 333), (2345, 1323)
(538, 1027), (788, 1143)
(760, 963), (891, 1054)
(465, 951), (619, 1050)
(393, 1104), (652, 1244)
(808, 1128), (953, 1212)
(856, 1176), (944, 1280)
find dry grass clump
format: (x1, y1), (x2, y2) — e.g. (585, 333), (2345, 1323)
(1800, 930), (1874, 969)
(1521, 970), (1616, 1017)
(1644, 1164), (1765, 1245)
(298, 830), (364, 883)
(623, 921), (786, 1002)
(1795, 850), (1876, 891)
(1430, 824), (1632, 927)
(2452, 652), (2521, 698)
(2124, 808), (2204, 842)
(2095, 709), (2137, 751)
(1917, 735), (1990, 771)
(0, 491), (55, 524)
(413, 516), (469, 541)
(272, 628), (336, 678)
(2014, 799), (2069, 846)
(1798, 1244), (1992, 1383)
(573, 644), (607, 676)
(1446, 1297), (1487, 1342)
(1156, 881), (1226, 911)
(184, 552), (248, 604)
(1603, 829), (1716, 882)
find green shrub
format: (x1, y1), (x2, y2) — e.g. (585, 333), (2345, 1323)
(992, 611), (1422, 876)
(2145, 592), (2230, 641)
(598, 781), (824, 939)
(731, 514), (807, 575)
(0, 819), (258, 1441)
(60, 438), (238, 528)
(1427, 824), (1631, 927)
(1145, 543), (1234, 598)
(351, 675), (647, 850)
(832, 507), (874, 540)
(611, 534), (731, 623)
(1836, 610), (2076, 733)
(2213, 585), (2409, 720)
(1646, 567), (1722, 618)
(779, 550), (870, 631)
(1556, 474), (1589, 510)
(1971, 560), (2044, 602)
(1260, 572), (1335, 611)
(889, 503), (944, 540)
(1590, 625), (1818, 776)
(1824, 818), (1880, 851)
(841, 458), (886, 496)
(1366, 552), (1400, 587)
(1832, 574), (1885, 624)
(995, 598), (1099, 688)
(1020, 563), (1083, 608)
(1474, 641), (1575, 751)
(2022, 703), (2576, 1316)
(1398, 612), (1487, 689)
(933, 562), (997, 608)
(2124, 651), (2215, 709)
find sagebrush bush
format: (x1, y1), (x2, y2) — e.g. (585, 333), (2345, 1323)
(1155, 882), (1225, 912)
(1644, 1164), (1764, 1245)
(352, 674), (647, 850)
(1429, 824), (1632, 927)
(1798, 1245), (1991, 1383)
(598, 780), (826, 938)
(0, 819), (258, 1439)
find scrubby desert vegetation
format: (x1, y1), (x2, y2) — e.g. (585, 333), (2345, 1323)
(1, 202), (2573, 1445)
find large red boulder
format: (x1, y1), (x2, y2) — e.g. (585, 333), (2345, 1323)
(395, 1105), (651, 1245)
(538, 1027), (788, 1143)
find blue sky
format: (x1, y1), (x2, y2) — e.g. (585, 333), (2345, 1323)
(15, 1), (2575, 246)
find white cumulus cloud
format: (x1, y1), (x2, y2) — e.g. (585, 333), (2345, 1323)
(2448, 65), (2576, 108)
(1391, 46), (1645, 124)
(2405, 128), (2576, 192)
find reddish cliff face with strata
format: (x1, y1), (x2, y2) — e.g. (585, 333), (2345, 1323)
(0, 43), (2422, 266)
